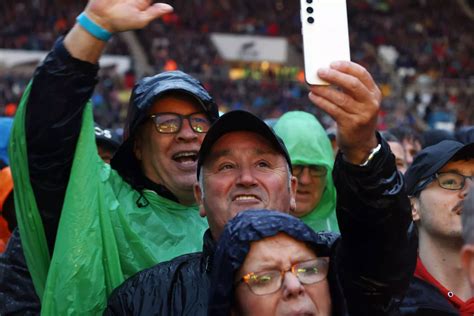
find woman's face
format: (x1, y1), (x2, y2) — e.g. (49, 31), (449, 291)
(232, 233), (332, 316)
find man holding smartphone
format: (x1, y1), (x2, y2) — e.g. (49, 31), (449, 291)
(106, 54), (415, 316)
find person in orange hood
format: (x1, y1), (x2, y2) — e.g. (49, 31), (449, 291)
(0, 162), (14, 253)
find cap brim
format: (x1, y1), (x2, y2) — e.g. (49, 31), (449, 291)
(197, 110), (291, 179)
(406, 141), (474, 195)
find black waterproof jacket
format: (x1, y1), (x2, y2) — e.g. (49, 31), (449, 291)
(105, 230), (215, 315)
(105, 137), (418, 316)
(0, 229), (40, 315)
(400, 277), (460, 316)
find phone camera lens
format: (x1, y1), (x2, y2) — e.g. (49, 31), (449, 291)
(306, 0), (313, 3)
(307, 17), (314, 24)
(307, 7), (314, 14)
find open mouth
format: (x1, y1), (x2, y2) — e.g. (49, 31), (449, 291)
(232, 194), (261, 202)
(453, 201), (464, 215)
(172, 151), (198, 164)
(453, 206), (463, 215)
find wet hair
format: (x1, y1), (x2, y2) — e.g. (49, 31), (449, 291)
(389, 126), (422, 145)
(380, 131), (401, 143)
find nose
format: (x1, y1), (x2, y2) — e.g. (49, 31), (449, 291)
(460, 177), (473, 197)
(297, 167), (312, 185)
(176, 118), (198, 142)
(281, 271), (305, 300)
(236, 165), (258, 188)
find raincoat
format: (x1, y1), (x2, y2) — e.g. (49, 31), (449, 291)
(105, 136), (417, 315)
(208, 134), (418, 315)
(7, 39), (212, 315)
(273, 111), (338, 232)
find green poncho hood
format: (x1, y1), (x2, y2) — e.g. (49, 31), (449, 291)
(9, 82), (208, 315)
(274, 111), (338, 232)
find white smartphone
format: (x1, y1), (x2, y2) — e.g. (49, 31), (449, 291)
(300, 0), (351, 85)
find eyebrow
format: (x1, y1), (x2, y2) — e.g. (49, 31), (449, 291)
(207, 148), (280, 164)
(251, 255), (317, 272)
(441, 169), (473, 176)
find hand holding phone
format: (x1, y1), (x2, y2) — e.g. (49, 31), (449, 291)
(301, 0), (351, 85)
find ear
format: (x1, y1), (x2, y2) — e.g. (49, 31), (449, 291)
(410, 196), (421, 222)
(194, 182), (206, 217)
(289, 175), (298, 212)
(133, 134), (143, 161)
(460, 244), (474, 290)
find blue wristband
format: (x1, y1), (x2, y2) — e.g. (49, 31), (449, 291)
(76, 12), (113, 41)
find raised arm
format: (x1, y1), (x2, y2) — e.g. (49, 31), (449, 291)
(308, 62), (417, 314)
(23, 0), (173, 252)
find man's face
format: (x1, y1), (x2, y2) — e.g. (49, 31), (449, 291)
(403, 138), (421, 166)
(232, 233), (331, 316)
(388, 141), (407, 174)
(412, 158), (474, 241)
(293, 166), (327, 217)
(134, 96), (206, 205)
(195, 131), (297, 239)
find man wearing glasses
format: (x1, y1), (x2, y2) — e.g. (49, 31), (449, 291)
(401, 140), (474, 315)
(6, 2), (220, 314)
(106, 88), (416, 314)
(274, 111), (339, 232)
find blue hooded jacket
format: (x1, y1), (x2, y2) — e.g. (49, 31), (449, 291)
(208, 210), (338, 315)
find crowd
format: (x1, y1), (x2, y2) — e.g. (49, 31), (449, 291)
(1, 0), (473, 132)
(0, 0), (473, 314)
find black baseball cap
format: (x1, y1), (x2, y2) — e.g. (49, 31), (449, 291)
(94, 124), (121, 151)
(197, 110), (292, 180)
(405, 140), (474, 196)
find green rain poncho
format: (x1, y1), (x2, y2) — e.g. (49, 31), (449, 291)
(9, 83), (208, 315)
(274, 111), (339, 232)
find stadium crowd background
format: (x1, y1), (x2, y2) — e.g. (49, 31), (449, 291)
(0, 0), (473, 138)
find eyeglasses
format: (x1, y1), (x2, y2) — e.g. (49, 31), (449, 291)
(149, 112), (211, 134)
(236, 258), (329, 296)
(414, 172), (473, 194)
(292, 165), (327, 178)
(435, 172), (473, 190)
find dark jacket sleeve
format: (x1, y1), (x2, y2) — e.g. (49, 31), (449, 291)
(104, 253), (209, 316)
(25, 38), (99, 252)
(331, 134), (417, 316)
(0, 228), (41, 315)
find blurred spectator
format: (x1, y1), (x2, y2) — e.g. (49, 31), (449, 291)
(456, 127), (474, 145)
(0, 161), (14, 253)
(0, 0), (473, 132)
(390, 126), (423, 166)
(421, 129), (456, 148)
(94, 124), (121, 164)
(381, 131), (408, 174)
(0, 117), (13, 164)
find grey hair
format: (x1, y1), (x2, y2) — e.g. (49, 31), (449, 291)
(462, 186), (474, 244)
(198, 162), (293, 200)
(198, 166), (206, 200)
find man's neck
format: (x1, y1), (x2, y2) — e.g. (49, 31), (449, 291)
(418, 231), (471, 300)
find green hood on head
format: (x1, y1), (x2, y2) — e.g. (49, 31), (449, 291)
(274, 111), (338, 233)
